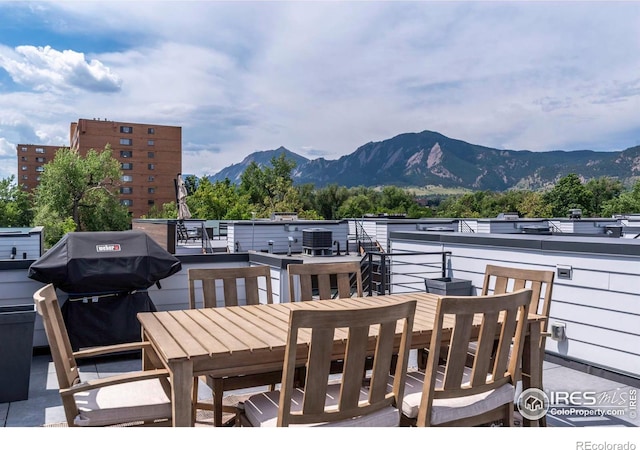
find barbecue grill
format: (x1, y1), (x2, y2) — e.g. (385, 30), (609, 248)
(28, 230), (181, 350)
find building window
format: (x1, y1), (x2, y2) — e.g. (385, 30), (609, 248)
(120, 150), (133, 158)
(148, 163), (155, 170)
(21, 156), (27, 161)
(120, 187), (133, 194)
(21, 166), (27, 171)
(148, 151), (155, 158)
(122, 175), (133, 182)
(36, 175), (41, 181)
(121, 199), (133, 206)
(148, 200), (155, 206)
(21, 175), (28, 180)
(148, 127), (155, 134)
(148, 176), (155, 182)
(121, 163), (133, 170)
(120, 126), (133, 133)
(36, 166), (44, 172)
(35, 147), (45, 153)
(147, 140), (154, 146)
(36, 157), (46, 163)
(148, 187), (155, 194)
(120, 138), (132, 146)
(20, 147), (27, 152)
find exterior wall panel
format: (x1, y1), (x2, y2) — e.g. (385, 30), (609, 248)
(389, 231), (640, 378)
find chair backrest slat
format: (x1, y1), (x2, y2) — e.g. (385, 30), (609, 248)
(188, 265), (273, 309)
(481, 264), (554, 318)
(288, 261), (363, 302)
(480, 264), (555, 356)
(277, 300), (416, 427)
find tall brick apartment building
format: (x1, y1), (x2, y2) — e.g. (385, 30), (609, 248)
(18, 118), (182, 218)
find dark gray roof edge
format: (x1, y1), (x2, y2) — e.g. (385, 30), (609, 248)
(176, 252), (301, 270)
(389, 231), (640, 257)
(230, 220), (348, 226)
(0, 260), (35, 270)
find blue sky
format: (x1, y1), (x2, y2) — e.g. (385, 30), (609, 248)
(1, 1), (639, 182)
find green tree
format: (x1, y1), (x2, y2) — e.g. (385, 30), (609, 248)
(144, 201), (179, 219)
(435, 192), (483, 218)
(601, 181), (640, 217)
(585, 177), (623, 217)
(518, 191), (552, 218)
(239, 161), (268, 206)
(296, 183), (321, 217)
(379, 186), (415, 214)
(189, 177), (252, 220)
(337, 194), (374, 218)
(406, 202), (433, 219)
(543, 174), (589, 217)
(0, 175), (33, 226)
(33, 146), (130, 247)
(238, 153), (300, 217)
(314, 184), (350, 220)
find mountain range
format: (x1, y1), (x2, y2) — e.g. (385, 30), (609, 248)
(209, 130), (640, 191)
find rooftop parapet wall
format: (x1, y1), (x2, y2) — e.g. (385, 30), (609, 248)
(389, 231), (640, 257)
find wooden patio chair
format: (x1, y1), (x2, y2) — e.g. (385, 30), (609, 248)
(480, 264), (555, 426)
(287, 260), (363, 302)
(399, 288), (532, 426)
(33, 283), (172, 427)
(480, 264), (555, 343)
(419, 264), (555, 367)
(236, 300), (417, 427)
(288, 260), (365, 378)
(188, 265), (283, 426)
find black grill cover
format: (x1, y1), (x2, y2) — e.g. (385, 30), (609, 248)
(62, 292), (156, 350)
(28, 230), (182, 350)
(28, 230), (181, 294)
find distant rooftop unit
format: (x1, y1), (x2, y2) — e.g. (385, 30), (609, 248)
(271, 212), (298, 221)
(497, 212), (520, 220)
(569, 209), (582, 220)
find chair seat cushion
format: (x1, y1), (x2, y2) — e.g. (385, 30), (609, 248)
(396, 368), (515, 426)
(243, 384), (400, 427)
(73, 378), (172, 426)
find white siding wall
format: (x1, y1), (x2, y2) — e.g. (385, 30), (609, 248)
(0, 235), (42, 261)
(148, 260), (285, 308)
(390, 234), (640, 378)
(376, 223), (389, 252)
(228, 222), (348, 255)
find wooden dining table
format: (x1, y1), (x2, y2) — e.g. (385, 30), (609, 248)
(137, 292), (544, 427)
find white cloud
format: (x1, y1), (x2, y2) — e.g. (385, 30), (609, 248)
(0, 45), (121, 93)
(0, 137), (13, 157)
(0, 0), (639, 182)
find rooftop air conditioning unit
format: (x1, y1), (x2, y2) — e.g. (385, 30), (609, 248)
(302, 228), (333, 256)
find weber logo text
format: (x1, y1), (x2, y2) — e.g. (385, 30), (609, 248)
(96, 244), (121, 252)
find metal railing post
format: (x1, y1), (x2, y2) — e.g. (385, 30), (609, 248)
(367, 252), (373, 296)
(441, 252), (447, 278)
(380, 253), (387, 295)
